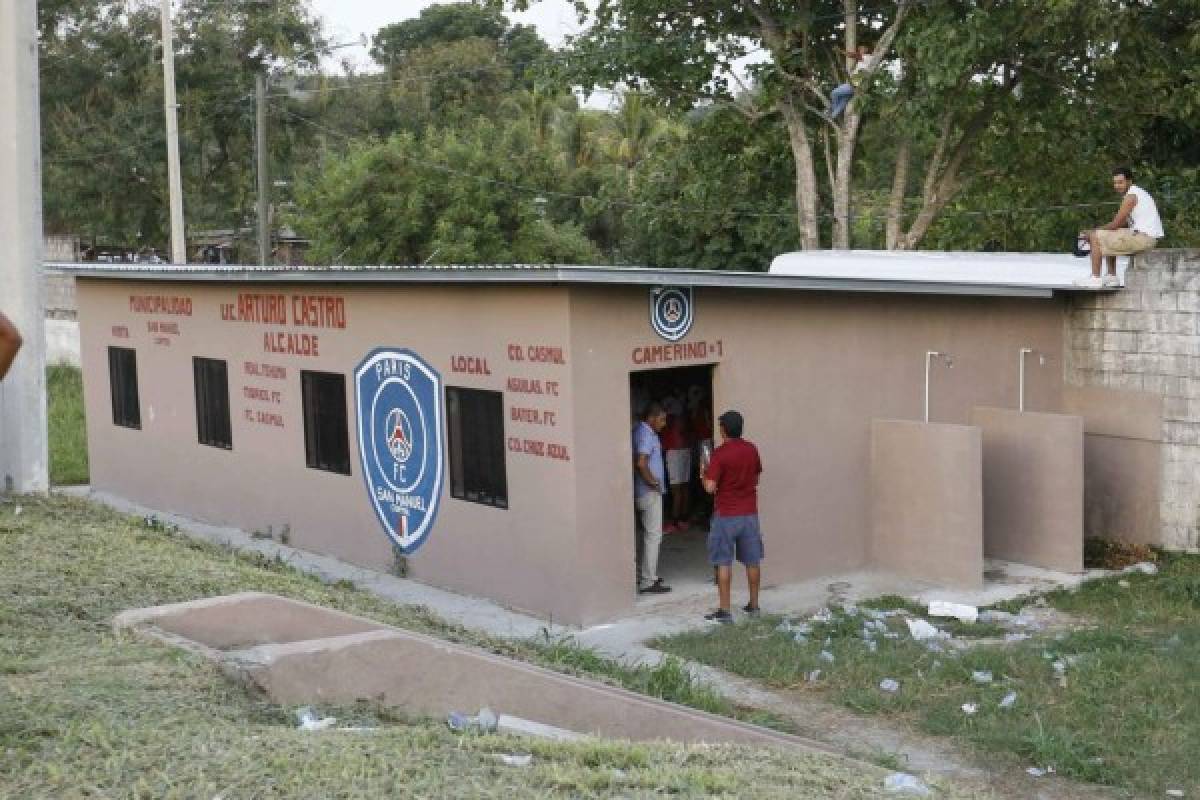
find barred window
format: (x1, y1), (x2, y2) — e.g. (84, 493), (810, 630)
(108, 346), (141, 429)
(193, 357), (232, 449)
(301, 370), (351, 475)
(446, 387), (507, 509)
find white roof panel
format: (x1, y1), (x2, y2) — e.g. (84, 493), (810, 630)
(769, 250), (1107, 289)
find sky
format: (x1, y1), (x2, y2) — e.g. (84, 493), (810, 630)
(308, 0), (586, 72)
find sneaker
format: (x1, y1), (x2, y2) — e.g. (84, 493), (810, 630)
(704, 609), (734, 624)
(638, 579), (672, 594)
(1102, 274), (1122, 288)
(742, 604), (761, 617)
(1073, 275), (1103, 288)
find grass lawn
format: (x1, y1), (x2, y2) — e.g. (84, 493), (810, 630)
(47, 365), (88, 485)
(655, 561), (1200, 797)
(0, 495), (975, 798)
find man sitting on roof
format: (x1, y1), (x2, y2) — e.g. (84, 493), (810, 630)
(1076, 166), (1164, 288)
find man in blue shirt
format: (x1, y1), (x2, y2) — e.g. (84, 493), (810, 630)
(633, 402), (671, 594)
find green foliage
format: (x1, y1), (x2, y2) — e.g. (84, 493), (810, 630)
(293, 118), (600, 265)
(40, 0), (323, 249)
(47, 366), (88, 486)
(371, 2), (550, 89)
(622, 109), (800, 269)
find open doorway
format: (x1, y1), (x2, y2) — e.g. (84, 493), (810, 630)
(630, 364), (716, 595)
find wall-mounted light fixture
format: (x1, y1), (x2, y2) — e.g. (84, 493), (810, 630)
(924, 351), (954, 423)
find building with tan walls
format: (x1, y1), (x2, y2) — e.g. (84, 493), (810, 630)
(61, 252), (1186, 625)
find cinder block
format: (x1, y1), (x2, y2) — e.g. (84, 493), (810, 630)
(1177, 293), (1200, 314)
(1143, 290), (1180, 312)
(1144, 375), (1185, 397)
(1163, 420), (1200, 446)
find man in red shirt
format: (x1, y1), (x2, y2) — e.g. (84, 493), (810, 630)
(701, 410), (763, 624)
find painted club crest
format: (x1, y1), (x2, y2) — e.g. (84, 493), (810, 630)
(650, 287), (694, 342)
(355, 348), (444, 554)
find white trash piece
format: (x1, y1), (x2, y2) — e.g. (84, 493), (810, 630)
(1123, 562), (1159, 576)
(494, 753), (533, 768)
(819, 650), (836, 663)
(1004, 632), (1031, 643)
(296, 707), (337, 731)
(999, 691), (1018, 709)
(928, 601), (978, 623)
(883, 772), (932, 796)
(805, 669), (822, 683)
(960, 703), (978, 715)
(1165, 789), (1185, 798)
(879, 678), (900, 693)
(971, 670), (993, 684)
(1026, 766), (1055, 778)
(905, 618), (941, 641)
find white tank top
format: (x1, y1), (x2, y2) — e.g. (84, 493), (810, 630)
(1128, 185), (1164, 238)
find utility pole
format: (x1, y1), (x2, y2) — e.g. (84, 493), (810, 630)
(256, 71), (270, 266)
(0, 0), (49, 493)
(160, 0), (187, 264)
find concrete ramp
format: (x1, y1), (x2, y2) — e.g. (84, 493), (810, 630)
(114, 592), (811, 749)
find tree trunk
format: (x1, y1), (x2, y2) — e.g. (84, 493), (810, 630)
(885, 136), (911, 249)
(831, 117), (860, 249)
(781, 100), (820, 249)
(899, 103), (994, 250)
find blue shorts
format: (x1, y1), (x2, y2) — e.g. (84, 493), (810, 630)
(707, 514), (764, 567)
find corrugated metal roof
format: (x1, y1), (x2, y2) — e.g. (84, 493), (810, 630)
(50, 254), (1111, 299)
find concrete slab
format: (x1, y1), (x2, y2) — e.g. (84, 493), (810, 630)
(869, 420), (984, 588)
(117, 591), (819, 750)
(970, 407), (1085, 573)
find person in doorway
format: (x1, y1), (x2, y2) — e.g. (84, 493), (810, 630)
(702, 410), (763, 623)
(0, 311), (23, 382)
(661, 410), (692, 533)
(1076, 166), (1164, 288)
(633, 402), (671, 594)
(830, 45), (871, 120)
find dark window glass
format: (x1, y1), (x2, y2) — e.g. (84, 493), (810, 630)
(108, 346), (141, 429)
(301, 370), (351, 475)
(193, 357), (232, 449)
(446, 387), (507, 509)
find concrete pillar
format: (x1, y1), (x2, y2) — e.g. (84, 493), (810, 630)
(0, 0), (49, 493)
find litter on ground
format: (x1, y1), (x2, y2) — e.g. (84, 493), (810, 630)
(999, 691), (1018, 709)
(494, 753), (533, 768)
(960, 703), (978, 715)
(971, 670), (993, 684)
(879, 678), (900, 693)
(883, 772), (932, 796)
(928, 601), (978, 623)
(905, 618), (941, 641)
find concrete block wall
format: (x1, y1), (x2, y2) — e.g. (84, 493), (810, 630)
(44, 270), (77, 319)
(1067, 249), (1200, 549)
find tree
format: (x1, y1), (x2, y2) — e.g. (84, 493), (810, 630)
(292, 117), (601, 265)
(372, 3), (550, 89)
(39, 0), (324, 250)
(622, 109), (800, 268)
(553, 0), (1171, 251)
